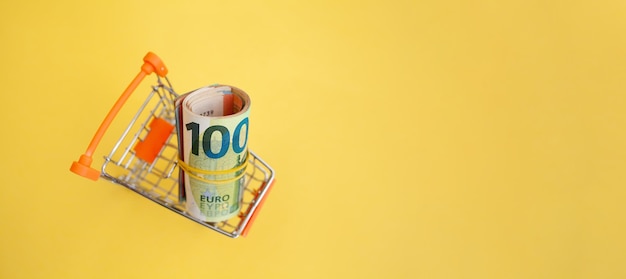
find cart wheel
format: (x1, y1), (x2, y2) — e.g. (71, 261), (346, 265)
(241, 179), (275, 237)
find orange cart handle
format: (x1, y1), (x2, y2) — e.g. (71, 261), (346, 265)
(70, 52), (168, 181)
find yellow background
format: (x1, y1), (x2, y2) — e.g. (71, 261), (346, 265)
(1, 0), (625, 278)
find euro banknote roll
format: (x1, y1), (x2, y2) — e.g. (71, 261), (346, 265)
(175, 85), (250, 222)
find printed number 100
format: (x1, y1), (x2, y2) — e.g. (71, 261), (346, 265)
(185, 117), (249, 159)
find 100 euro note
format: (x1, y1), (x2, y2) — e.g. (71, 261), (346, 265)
(175, 85), (251, 222)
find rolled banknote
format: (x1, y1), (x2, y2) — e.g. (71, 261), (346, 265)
(175, 85), (250, 222)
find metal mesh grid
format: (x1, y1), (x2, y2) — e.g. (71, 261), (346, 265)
(98, 77), (274, 238)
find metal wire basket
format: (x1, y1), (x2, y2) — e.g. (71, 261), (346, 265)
(70, 52), (275, 238)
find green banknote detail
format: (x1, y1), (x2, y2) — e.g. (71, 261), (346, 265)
(188, 148), (246, 221)
(178, 85), (251, 223)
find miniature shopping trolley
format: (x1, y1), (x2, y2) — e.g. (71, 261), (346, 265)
(70, 52), (275, 238)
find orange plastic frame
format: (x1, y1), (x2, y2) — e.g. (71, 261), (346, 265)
(70, 52), (168, 181)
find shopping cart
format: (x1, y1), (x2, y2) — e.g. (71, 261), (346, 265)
(70, 52), (275, 238)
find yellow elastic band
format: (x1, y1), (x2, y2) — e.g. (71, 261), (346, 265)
(182, 167), (246, 185)
(178, 155), (248, 175)
(177, 152), (249, 184)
